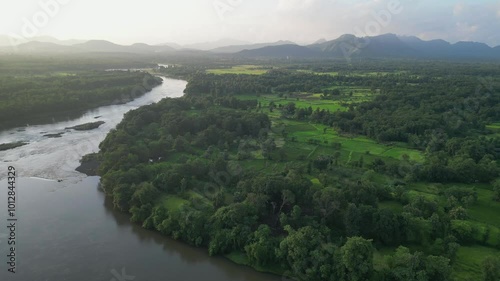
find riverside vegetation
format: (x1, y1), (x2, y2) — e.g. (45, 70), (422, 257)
(0, 54), (161, 130)
(95, 59), (500, 281)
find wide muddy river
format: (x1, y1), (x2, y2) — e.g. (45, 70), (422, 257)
(0, 77), (281, 281)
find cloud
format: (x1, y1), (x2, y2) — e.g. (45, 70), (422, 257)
(277, 0), (319, 11)
(374, 0), (500, 46)
(456, 22), (478, 36)
(449, 2), (500, 45)
(453, 3), (464, 16)
(2, 0), (500, 46)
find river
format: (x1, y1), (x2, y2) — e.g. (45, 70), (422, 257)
(0, 77), (281, 281)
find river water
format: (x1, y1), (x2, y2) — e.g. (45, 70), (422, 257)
(0, 77), (281, 281)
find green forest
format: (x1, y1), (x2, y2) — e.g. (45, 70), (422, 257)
(0, 55), (160, 130)
(95, 60), (500, 281)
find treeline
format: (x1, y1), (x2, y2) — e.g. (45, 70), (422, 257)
(184, 70), (339, 96)
(0, 54), (156, 77)
(0, 71), (161, 130)
(95, 95), (500, 280)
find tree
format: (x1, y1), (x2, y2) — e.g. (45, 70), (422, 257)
(131, 182), (159, 206)
(449, 206), (468, 220)
(313, 187), (345, 225)
(112, 184), (134, 211)
(493, 180), (500, 202)
(404, 196), (438, 219)
(180, 178), (188, 193)
(374, 209), (406, 246)
(261, 138), (276, 160)
(130, 203), (152, 223)
(277, 148), (288, 162)
(277, 226), (338, 281)
(208, 228), (232, 256)
(245, 225), (278, 266)
(444, 186), (478, 207)
(483, 256), (500, 281)
(313, 155), (333, 171)
(386, 246), (426, 281)
(387, 246), (452, 281)
(175, 208), (210, 246)
(283, 102), (296, 116)
(210, 202), (258, 230)
(444, 238), (460, 264)
(269, 101), (276, 112)
(173, 135), (190, 152)
(340, 237), (374, 281)
(344, 203), (361, 236)
(425, 255), (452, 281)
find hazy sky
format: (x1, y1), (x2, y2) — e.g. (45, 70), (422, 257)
(1, 0), (500, 46)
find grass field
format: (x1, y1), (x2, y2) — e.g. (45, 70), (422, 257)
(239, 91), (373, 113)
(454, 246), (500, 281)
(206, 65), (270, 75)
(269, 118), (424, 163)
(225, 251), (286, 276)
(296, 69), (408, 77)
(379, 201), (405, 212)
(486, 122), (500, 133)
(157, 195), (189, 212)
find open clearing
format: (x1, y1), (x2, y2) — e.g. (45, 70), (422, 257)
(206, 65), (270, 75)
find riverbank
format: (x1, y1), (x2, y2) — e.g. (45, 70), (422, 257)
(0, 141), (28, 151)
(75, 152), (286, 279)
(1, 78), (277, 281)
(0, 72), (162, 132)
(76, 153), (100, 176)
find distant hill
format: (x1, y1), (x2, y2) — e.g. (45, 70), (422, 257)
(0, 35), (22, 47)
(184, 38), (251, 51)
(0, 35), (85, 47)
(238, 34), (500, 59)
(237, 44), (321, 58)
(15, 41), (74, 53)
(210, 40), (296, 53)
(308, 33), (420, 58)
(312, 38), (327, 45)
(27, 36), (85, 46)
(1, 34), (499, 59)
(0, 39), (176, 54)
(73, 40), (127, 52)
(156, 42), (183, 50)
(126, 43), (175, 53)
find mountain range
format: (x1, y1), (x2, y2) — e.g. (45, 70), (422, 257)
(238, 34), (500, 59)
(1, 34), (500, 60)
(211, 40), (296, 53)
(0, 35), (85, 47)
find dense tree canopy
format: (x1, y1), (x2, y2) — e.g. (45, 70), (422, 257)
(97, 59), (500, 281)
